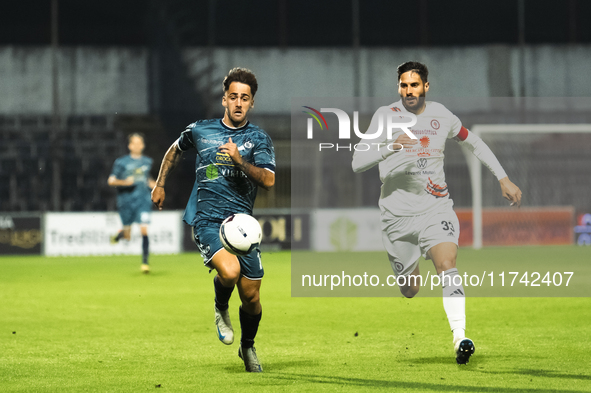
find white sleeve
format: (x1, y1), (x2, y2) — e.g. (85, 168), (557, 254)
(458, 131), (507, 180)
(351, 141), (400, 173)
(448, 114), (463, 139)
(351, 106), (403, 173)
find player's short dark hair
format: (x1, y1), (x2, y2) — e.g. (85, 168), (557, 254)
(397, 61), (428, 83)
(127, 132), (145, 143)
(222, 67), (258, 97)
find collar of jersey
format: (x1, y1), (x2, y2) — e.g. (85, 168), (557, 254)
(220, 119), (250, 131)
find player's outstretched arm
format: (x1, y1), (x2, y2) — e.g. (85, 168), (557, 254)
(219, 138), (275, 190)
(151, 142), (183, 210)
(456, 130), (522, 207)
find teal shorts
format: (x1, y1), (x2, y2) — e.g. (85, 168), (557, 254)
(118, 202), (151, 226)
(192, 222), (264, 280)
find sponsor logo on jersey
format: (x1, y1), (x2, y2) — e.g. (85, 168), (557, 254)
(431, 119), (440, 130)
(206, 162), (247, 180)
(405, 170), (435, 175)
(411, 129), (437, 136)
(201, 138), (223, 146)
(420, 136), (430, 148)
(215, 153), (234, 166)
(416, 158), (428, 169)
(206, 164), (219, 180)
(219, 167), (247, 179)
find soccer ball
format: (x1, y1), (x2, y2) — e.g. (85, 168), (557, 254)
(219, 214), (262, 256)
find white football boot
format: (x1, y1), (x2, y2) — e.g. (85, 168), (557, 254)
(238, 346), (263, 373)
(214, 306), (234, 345)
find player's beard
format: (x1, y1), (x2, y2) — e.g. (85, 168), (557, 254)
(402, 95), (426, 112)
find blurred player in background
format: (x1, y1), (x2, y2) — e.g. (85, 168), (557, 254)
(108, 133), (156, 274)
(151, 68), (275, 372)
(352, 61), (522, 364)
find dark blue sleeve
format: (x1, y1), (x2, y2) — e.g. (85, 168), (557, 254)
(110, 157), (126, 179)
(253, 132), (276, 172)
(177, 124), (196, 151)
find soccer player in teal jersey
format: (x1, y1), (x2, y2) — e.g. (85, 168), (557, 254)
(151, 68), (275, 373)
(108, 133), (156, 273)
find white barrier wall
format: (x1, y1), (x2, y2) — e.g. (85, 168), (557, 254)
(44, 211), (182, 256)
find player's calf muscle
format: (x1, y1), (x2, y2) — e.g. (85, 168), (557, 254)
(239, 289), (260, 306)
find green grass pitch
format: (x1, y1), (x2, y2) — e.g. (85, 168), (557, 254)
(1, 247), (590, 392)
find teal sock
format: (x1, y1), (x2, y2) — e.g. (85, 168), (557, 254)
(142, 235), (149, 265)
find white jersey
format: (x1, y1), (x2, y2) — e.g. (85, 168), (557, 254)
(364, 100), (463, 216)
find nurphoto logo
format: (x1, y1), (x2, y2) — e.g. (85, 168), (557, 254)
(303, 106), (418, 152)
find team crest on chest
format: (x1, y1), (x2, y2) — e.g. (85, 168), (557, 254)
(238, 141), (254, 151)
(430, 119), (440, 130)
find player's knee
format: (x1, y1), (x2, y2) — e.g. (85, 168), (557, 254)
(437, 259), (456, 273)
(217, 265), (241, 285)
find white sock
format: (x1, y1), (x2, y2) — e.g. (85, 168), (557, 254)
(440, 268), (466, 340)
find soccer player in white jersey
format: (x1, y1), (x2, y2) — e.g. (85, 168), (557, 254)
(352, 61), (522, 364)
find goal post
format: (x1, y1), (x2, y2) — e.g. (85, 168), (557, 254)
(465, 124), (591, 249)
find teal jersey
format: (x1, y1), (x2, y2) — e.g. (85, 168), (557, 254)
(177, 119), (276, 226)
(110, 155), (153, 208)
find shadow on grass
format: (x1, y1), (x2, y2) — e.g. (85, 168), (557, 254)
(478, 368), (591, 381)
(263, 372), (589, 392)
(406, 356), (460, 365)
(131, 271), (171, 277)
(224, 359), (314, 374)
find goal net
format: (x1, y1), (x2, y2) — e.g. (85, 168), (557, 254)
(464, 124), (591, 249)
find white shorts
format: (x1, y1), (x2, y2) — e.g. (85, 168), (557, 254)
(381, 207), (460, 277)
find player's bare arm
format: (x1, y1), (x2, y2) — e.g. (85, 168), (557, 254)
(499, 177), (522, 207)
(107, 175), (134, 187)
(219, 137), (275, 190)
(151, 142), (183, 210)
